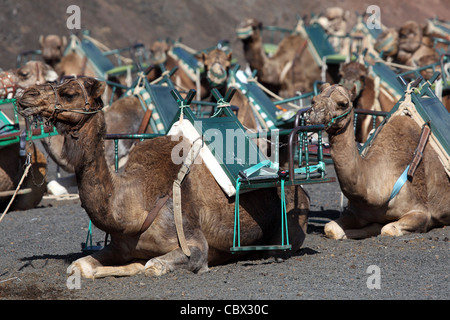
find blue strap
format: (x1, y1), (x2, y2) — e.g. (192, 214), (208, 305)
(388, 165), (410, 202)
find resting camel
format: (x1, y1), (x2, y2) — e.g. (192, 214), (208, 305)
(1, 60), (58, 98)
(236, 18), (321, 97)
(39, 34), (96, 78)
(306, 83), (450, 239)
(338, 61), (396, 142)
(0, 61), (56, 210)
(17, 77), (309, 278)
(148, 39), (209, 100)
(375, 21), (439, 71)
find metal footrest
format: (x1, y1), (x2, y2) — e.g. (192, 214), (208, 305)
(230, 244), (292, 253)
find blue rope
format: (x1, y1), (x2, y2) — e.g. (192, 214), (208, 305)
(233, 178), (241, 248)
(280, 179), (289, 246)
(388, 165), (410, 202)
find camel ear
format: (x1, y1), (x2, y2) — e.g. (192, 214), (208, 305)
(201, 52), (207, 63)
(85, 78), (106, 99)
(39, 35), (44, 46)
(43, 64), (58, 83)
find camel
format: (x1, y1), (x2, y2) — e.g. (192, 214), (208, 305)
(1, 60), (58, 99)
(375, 21), (439, 71)
(17, 77), (310, 278)
(236, 18), (321, 98)
(148, 39), (209, 100)
(338, 61), (396, 142)
(39, 34), (96, 78)
(39, 34), (67, 67)
(305, 83), (450, 239)
(200, 48), (257, 131)
(0, 61), (56, 210)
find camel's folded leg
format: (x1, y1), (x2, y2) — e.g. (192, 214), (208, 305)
(68, 246), (144, 279)
(145, 246), (209, 277)
(381, 210), (429, 236)
(324, 209), (382, 239)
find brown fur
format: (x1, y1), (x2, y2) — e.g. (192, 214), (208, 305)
(306, 83), (450, 239)
(17, 77), (310, 278)
(338, 61), (395, 142)
(0, 143), (47, 211)
(237, 18), (322, 97)
(148, 40), (210, 99)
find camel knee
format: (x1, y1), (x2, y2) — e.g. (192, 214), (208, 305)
(381, 211), (429, 236)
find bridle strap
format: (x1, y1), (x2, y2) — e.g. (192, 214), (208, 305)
(46, 78), (101, 137)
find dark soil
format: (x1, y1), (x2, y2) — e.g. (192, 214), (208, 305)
(0, 0), (449, 308)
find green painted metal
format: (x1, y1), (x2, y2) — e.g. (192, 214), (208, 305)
(0, 99), (58, 147)
(168, 87), (335, 252)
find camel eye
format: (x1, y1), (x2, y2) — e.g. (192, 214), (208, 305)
(337, 101), (348, 109)
(62, 91), (78, 101)
(18, 71), (29, 78)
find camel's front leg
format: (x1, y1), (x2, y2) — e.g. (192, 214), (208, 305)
(324, 209), (382, 239)
(381, 210), (430, 236)
(67, 246), (144, 279)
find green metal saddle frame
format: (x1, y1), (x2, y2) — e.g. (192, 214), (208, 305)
(168, 87), (335, 253)
(360, 73), (450, 164)
(0, 99), (58, 148)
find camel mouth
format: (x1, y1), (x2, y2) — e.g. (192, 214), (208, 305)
(16, 88), (42, 117)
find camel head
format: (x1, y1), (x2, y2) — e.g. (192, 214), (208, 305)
(17, 77), (105, 135)
(1, 61), (58, 99)
(398, 21), (423, 53)
(149, 39), (170, 65)
(201, 48), (232, 88)
(306, 83), (353, 133)
(236, 18), (262, 41)
(16, 61), (58, 89)
(39, 34), (67, 65)
(338, 61), (368, 101)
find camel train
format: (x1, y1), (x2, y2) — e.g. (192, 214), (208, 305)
(1, 8), (450, 278)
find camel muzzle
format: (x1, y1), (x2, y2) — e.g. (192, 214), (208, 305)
(17, 89), (42, 116)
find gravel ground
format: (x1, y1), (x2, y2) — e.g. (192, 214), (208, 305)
(0, 147), (448, 304)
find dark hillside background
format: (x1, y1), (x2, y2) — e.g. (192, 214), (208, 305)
(1, 0), (449, 69)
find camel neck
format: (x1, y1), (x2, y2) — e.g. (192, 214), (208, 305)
(328, 111), (365, 196)
(243, 33), (266, 72)
(62, 112), (121, 233)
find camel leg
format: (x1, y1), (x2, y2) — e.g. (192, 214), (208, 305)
(381, 210), (429, 236)
(324, 209), (382, 239)
(68, 246), (143, 279)
(144, 245), (209, 277)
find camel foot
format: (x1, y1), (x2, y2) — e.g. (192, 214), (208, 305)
(324, 221), (347, 240)
(144, 258), (168, 277)
(381, 223), (404, 237)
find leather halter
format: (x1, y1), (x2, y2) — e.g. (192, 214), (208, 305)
(322, 84), (353, 130)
